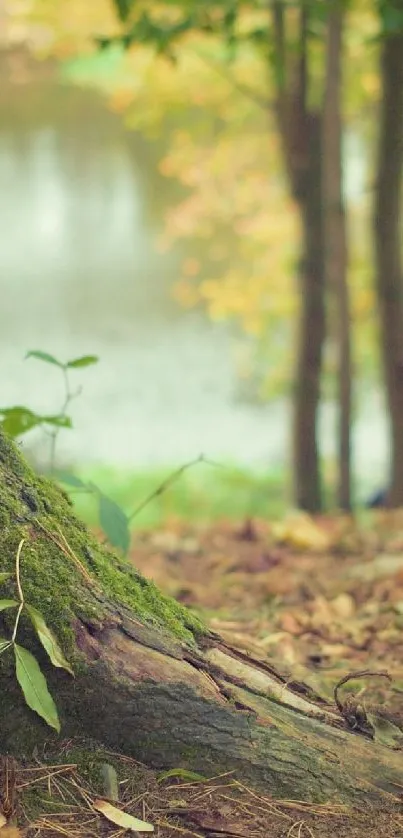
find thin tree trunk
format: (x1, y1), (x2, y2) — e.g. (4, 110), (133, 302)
(0, 429), (402, 805)
(323, 4), (351, 510)
(272, 2), (325, 512)
(374, 31), (403, 507)
(295, 116), (326, 511)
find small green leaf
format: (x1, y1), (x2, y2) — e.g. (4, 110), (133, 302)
(14, 643), (60, 732)
(55, 471), (87, 489)
(25, 604), (74, 676)
(0, 407), (43, 438)
(0, 572), (11, 585)
(87, 481), (101, 494)
(114, 0), (133, 22)
(367, 712), (403, 748)
(157, 768), (209, 783)
(42, 415), (73, 429)
(0, 599), (18, 611)
(66, 355), (99, 369)
(25, 350), (64, 367)
(0, 408), (72, 438)
(98, 494), (130, 554)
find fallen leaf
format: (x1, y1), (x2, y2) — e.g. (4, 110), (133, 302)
(366, 712), (403, 748)
(272, 512), (331, 551)
(93, 799), (154, 832)
(331, 593), (355, 620)
(279, 613), (302, 636)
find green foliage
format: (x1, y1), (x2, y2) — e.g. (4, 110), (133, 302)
(102, 0), (275, 57)
(14, 644), (61, 732)
(97, 491), (131, 553)
(104, 0), (333, 58)
(0, 351), (99, 448)
(55, 472), (87, 489)
(0, 542), (74, 733)
(66, 355), (99, 369)
(25, 350), (64, 367)
(66, 463), (290, 529)
(0, 600), (19, 611)
(378, 0), (403, 34)
(26, 350), (99, 370)
(2, 350), (132, 555)
(55, 473), (131, 554)
(114, 0), (133, 23)
(0, 407), (72, 438)
(25, 604), (75, 676)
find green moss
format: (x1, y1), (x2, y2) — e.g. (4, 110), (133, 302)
(54, 741), (105, 788)
(0, 432), (206, 662)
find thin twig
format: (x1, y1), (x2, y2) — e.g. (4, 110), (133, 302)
(128, 453), (224, 523)
(49, 365), (81, 474)
(334, 669), (392, 714)
(14, 537), (25, 603)
(11, 538), (25, 642)
(34, 519), (96, 588)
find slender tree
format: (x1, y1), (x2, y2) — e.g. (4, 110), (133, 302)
(322, 1), (351, 510)
(270, 2), (326, 512)
(101, 0), (328, 512)
(373, 2), (403, 506)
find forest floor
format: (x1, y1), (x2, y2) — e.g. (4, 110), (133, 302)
(132, 510), (403, 718)
(6, 509), (403, 838)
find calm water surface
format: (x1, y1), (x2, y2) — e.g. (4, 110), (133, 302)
(0, 81), (388, 488)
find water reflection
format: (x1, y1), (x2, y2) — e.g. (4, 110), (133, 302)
(0, 81), (388, 487)
(0, 81), (293, 470)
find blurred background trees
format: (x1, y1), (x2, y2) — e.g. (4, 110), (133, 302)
(1, 0), (402, 514)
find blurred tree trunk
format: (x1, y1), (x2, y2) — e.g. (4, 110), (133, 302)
(0, 428), (403, 804)
(323, 3), (351, 511)
(272, 2), (325, 513)
(374, 29), (403, 507)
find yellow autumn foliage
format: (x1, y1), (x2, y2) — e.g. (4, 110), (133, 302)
(9, 0), (383, 394)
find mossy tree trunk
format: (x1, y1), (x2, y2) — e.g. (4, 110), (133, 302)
(0, 429), (402, 806)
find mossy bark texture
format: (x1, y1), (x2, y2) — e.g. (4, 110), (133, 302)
(0, 431), (402, 806)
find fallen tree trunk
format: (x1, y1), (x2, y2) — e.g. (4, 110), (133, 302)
(0, 431), (402, 806)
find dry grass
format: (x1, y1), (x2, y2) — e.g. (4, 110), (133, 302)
(1, 744), (402, 838)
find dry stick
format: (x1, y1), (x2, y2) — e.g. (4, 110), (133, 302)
(334, 669), (392, 716)
(34, 518), (96, 588)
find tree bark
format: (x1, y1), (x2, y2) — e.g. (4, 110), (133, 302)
(272, 2), (325, 512)
(0, 430), (402, 806)
(322, 3), (351, 511)
(294, 116), (326, 512)
(374, 31), (403, 507)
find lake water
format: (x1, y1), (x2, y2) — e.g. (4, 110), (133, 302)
(0, 78), (389, 491)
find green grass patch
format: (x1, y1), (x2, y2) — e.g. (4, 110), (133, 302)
(63, 462), (290, 530)
(53, 459), (374, 534)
